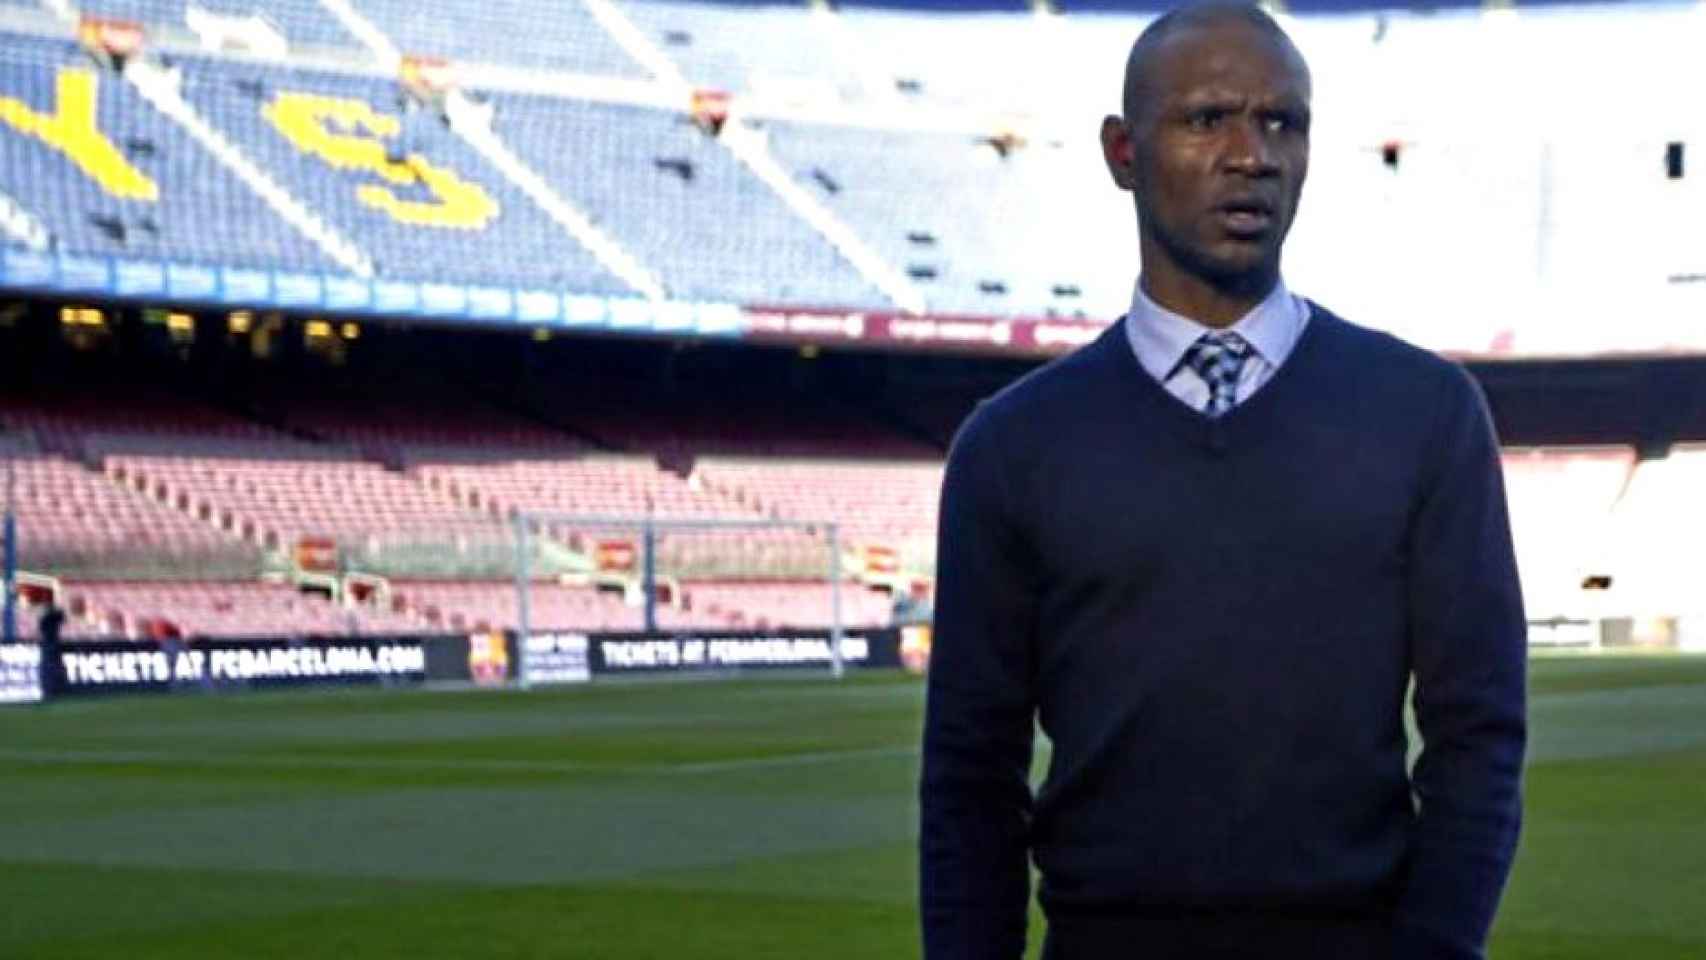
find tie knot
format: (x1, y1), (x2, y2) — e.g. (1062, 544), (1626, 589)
(1182, 332), (1250, 377)
(1181, 332), (1251, 417)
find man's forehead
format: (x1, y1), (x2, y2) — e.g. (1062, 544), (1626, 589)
(1130, 18), (1311, 108)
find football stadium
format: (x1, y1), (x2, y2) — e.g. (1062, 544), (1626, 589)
(0, 0), (1704, 955)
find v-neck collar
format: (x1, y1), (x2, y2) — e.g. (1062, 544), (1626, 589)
(1101, 299), (1332, 448)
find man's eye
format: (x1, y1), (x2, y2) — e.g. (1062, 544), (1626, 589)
(1187, 110), (1223, 130)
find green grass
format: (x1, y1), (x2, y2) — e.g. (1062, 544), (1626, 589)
(2, 657), (1705, 958)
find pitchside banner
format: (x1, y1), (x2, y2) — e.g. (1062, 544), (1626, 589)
(51, 636), (428, 697)
(522, 631), (591, 686)
(583, 628), (902, 676)
(0, 644), (43, 705)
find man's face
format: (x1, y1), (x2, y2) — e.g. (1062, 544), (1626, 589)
(1103, 20), (1312, 292)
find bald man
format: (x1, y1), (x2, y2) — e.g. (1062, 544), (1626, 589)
(919, 5), (1526, 960)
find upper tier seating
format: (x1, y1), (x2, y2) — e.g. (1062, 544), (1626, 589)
(176, 54), (629, 291)
(354, 0), (648, 77)
(0, 38), (338, 272)
(764, 119), (1128, 316)
(488, 95), (885, 309)
(622, 0), (862, 94)
(74, 0), (360, 50)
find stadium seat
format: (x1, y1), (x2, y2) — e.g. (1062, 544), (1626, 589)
(1500, 447), (1634, 620)
(0, 37), (338, 272)
(73, 0), (361, 51)
(62, 579), (423, 638)
(488, 94), (887, 308)
(355, 0), (647, 77)
(173, 54), (630, 291)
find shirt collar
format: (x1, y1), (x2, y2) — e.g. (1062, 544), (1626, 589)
(1123, 277), (1303, 383)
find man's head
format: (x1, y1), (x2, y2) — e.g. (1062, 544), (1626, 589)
(1101, 3), (1312, 303)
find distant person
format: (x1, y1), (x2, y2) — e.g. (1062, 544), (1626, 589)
(920, 6), (1526, 960)
(37, 601), (65, 699)
(892, 580), (934, 626)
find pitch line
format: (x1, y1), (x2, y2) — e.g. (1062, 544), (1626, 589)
(0, 743), (921, 778)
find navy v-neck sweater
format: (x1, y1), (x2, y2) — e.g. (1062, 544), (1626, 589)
(920, 306), (1526, 959)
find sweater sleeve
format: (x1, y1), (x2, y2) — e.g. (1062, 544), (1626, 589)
(920, 406), (1040, 960)
(1393, 367), (1528, 959)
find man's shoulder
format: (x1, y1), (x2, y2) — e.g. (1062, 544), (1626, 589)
(956, 323), (1122, 450)
(1309, 302), (1478, 396)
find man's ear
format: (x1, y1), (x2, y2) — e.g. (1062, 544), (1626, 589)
(1100, 115), (1136, 191)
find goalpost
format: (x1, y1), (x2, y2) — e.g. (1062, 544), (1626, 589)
(509, 512), (850, 685)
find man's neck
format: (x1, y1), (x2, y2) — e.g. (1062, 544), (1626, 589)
(1139, 268), (1278, 330)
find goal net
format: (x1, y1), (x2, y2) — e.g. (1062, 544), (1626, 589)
(507, 512), (867, 683)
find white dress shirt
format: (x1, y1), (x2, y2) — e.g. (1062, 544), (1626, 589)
(1123, 278), (1311, 414)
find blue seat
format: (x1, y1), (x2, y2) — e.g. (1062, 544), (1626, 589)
(0, 36), (336, 272)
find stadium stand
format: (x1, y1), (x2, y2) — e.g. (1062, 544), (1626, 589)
(621, 0), (861, 95)
(683, 578), (893, 629)
(412, 454), (834, 579)
(61, 578), (422, 637)
(1, 387), (265, 577)
(354, 0), (648, 77)
(5, 0), (1704, 649)
(103, 449), (501, 552)
(389, 577), (753, 632)
(2, 381), (286, 456)
(1601, 446), (1706, 617)
(173, 53), (630, 290)
(250, 378), (589, 465)
(692, 456), (941, 568)
(1500, 446), (1634, 620)
(763, 119), (1125, 316)
(73, 0), (361, 51)
(2, 452), (249, 572)
(0, 37), (340, 272)
(385, 576), (892, 633)
(392, 578), (634, 632)
(490, 95), (885, 308)
(527, 376), (935, 458)
(828, 8), (1128, 115)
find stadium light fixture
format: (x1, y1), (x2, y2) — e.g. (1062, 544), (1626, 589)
(58, 307), (104, 328)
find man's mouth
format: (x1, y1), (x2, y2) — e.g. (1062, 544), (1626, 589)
(1217, 198), (1275, 235)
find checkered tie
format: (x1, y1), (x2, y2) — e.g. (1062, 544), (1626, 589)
(1181, 332), (1251, 418)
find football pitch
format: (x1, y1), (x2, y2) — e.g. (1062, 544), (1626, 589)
(1, 655), (1704, 958)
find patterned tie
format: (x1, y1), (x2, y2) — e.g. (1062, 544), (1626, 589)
(1181, 332), (1251, 418)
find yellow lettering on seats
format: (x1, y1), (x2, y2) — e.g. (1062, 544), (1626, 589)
(262, 92), (496, 229)
(0, 68), (157, 201)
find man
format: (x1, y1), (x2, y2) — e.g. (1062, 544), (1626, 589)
(37, 600), (65, 699)
(919, 5), (1526, 960)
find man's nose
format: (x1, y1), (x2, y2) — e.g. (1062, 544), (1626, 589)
(1223, 118), (1279, 176)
